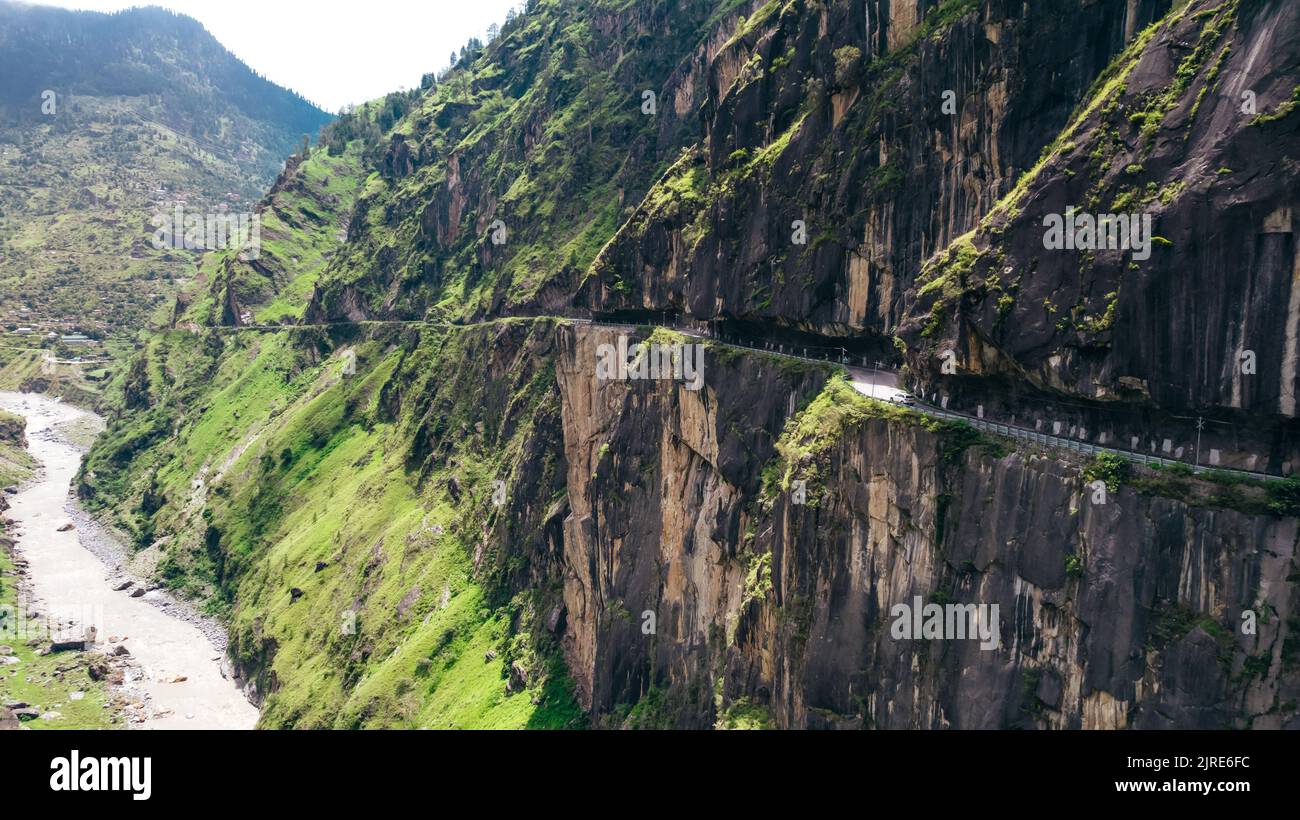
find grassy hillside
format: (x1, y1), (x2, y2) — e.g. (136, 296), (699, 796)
(82, 320), (584, 728)
(181, 143), (367, 328)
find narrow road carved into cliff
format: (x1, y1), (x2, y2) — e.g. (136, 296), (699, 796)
(168, 315), (1287, 480)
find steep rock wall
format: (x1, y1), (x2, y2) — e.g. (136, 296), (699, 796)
(581, 0), (1170, 338)
(902, 0), (1300, 420)
(556, 325), (1300, 727)
(555, 323), (830, 715)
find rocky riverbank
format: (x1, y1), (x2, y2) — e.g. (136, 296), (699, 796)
(0, 391), (257, 729)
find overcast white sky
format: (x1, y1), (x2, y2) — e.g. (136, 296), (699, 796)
(31, 0), (523, 111)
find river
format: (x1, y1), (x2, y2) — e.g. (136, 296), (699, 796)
(0, 391), (257, 730)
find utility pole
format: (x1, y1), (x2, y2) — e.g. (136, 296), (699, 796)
(1194, 416), (1205, 473)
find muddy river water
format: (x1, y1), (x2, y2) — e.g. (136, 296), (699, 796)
(0, 391), (256, 729)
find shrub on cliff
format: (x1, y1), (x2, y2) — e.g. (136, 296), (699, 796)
(1083, 453), (1130, 492)
(1265, 477), (1300, 517)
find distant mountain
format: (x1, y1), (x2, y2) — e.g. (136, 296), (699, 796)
(0, 2), (330, 153)
(0, 1), (332, 340)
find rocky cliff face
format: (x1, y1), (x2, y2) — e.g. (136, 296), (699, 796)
(554, 324), (829, 717)
(580, 0), (1171, 337)
(743, 415), (1297, 729)
(555, 325), (1299, 728)
(902, 0), (1300, 421)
